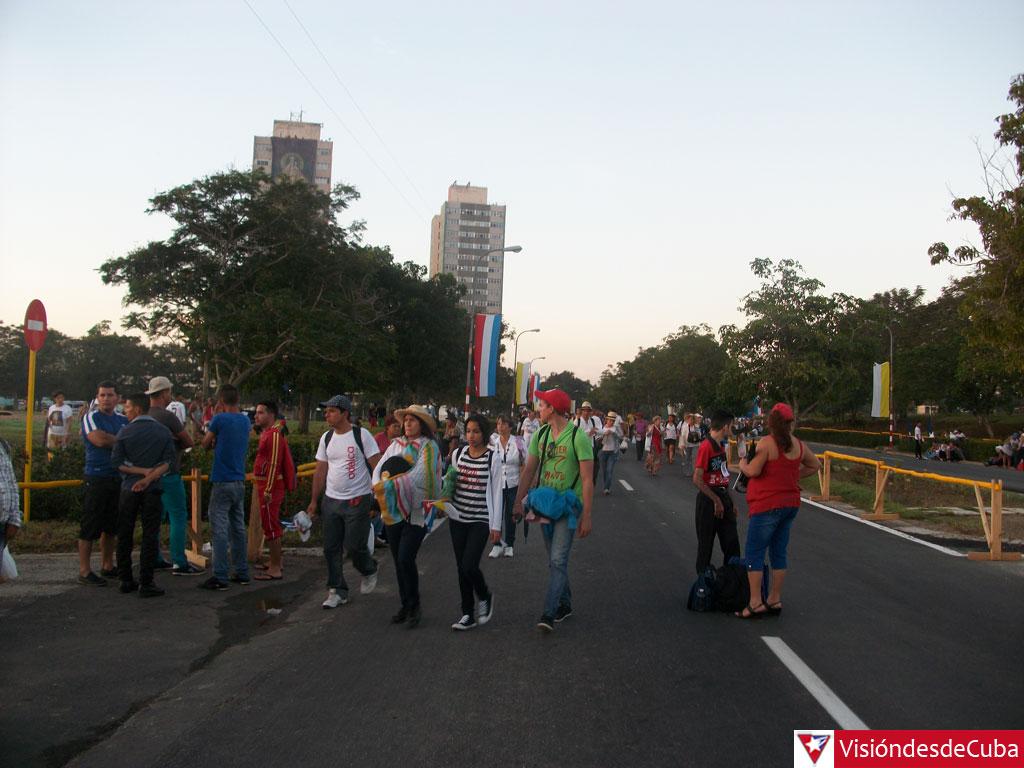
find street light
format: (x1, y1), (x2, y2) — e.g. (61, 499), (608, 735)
(463, 245), (523, 416)
(510, 329), (541, 417)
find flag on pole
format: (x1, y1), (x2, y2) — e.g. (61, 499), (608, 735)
(514, 362), (531, 405)
(473, 313), (501, 397)
(529, 372), (540, 402)
(871, 362), (890, 418)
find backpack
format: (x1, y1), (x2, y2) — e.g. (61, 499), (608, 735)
(321, 427), (373, 473)
(686, 558), (770, 613)
(686, 567), (718, 612)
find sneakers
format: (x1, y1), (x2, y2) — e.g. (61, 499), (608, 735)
(536, 615), (555, 632)
(78, 572), (108, 587)
(503, 546), (514, 558)
(407, 604), (422, 629)
(172, 563), (205, 577)
(451, 614), (476, 631)
(554, 604), (573, 623)
(488, 544), (504, 559)
(200, 577), (229, 591)
(322, 588), (349, 609)
(99, 567), (118, 579)
(229, 574), (251, 585)
(139, 583), (165, 598)
(360, 571), (378, 595)
(153, 560), (173, 570)
(477, 594), (495, 625)
(603, 489), (610, 496)
(119, 580), (139, 594)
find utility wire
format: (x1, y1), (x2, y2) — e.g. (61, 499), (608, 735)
(282, 0), (433, 211)
(242, 0), (428, 223)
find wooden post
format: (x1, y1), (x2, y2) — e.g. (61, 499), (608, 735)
(968, 480), (1021, 561)
(186, 467), (208, 568)
(247, 480), (265, 564)
(862, 462), (898, 521)
(811, 453), (833, 501)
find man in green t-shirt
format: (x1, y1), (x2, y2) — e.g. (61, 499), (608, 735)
(513, 388), (593, 632)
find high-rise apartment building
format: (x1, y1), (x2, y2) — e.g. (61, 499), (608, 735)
(252, 118), (333, 194)
(429, 182), (507, 314)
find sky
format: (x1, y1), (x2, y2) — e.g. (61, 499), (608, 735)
(1, 1), (1021, 384)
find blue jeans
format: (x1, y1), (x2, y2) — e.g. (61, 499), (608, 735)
(208, 481), (249, 582)
(598, 450), (619, 491)
(541, 516), (574, 617)
(162, 474), (189, 568)
(744, 506), (799, 570)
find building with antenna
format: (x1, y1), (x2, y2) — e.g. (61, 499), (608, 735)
(429, 182), (508, 314)
(252, 116), (333, 194)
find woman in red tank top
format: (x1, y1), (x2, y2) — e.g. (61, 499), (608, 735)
(735, 403), (820, 618)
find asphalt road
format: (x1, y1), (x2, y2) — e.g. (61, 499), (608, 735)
(2, 454), (1022, 768)
(806, 441), (1024, 493)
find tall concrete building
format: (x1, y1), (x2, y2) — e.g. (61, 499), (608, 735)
(252, 118), (333, 194)
(429, 182), (508, 314)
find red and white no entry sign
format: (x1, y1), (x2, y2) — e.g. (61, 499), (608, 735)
(23, 299), (48, 351)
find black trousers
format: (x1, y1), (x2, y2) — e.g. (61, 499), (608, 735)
(635, 436), (644, 461)
(116, 488), (162, 585)
(592, 442), (601, 482)
(694, 487), (740, 574)
(386, 521), (426, 610)
(449, 519), (491, 615)
(915, 439), (923, 459)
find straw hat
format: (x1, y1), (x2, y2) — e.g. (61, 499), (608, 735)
(395, 404), (437, 434)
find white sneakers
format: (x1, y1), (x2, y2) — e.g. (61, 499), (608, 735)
(477, 594), (495, 625)
(322, 588), (349, 609)
(488, 544), (504, 559)
(360, 571), (378, 595)
(503, 547), (514, 558)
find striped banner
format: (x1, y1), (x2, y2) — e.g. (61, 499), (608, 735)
(473, 313), (502, 397)
(529, 372), (540, 401)
(514, 361), (531, 405)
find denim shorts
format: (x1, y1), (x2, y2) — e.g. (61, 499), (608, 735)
(744, 506), (799, 570)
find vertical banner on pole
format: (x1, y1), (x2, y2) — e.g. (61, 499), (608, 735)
(528, 372), (540, 402)
(871, 362), (890, 418)
(473, 313), (501, 398)
(514, 362), (531, 405)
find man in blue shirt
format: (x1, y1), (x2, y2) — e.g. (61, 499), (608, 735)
(200, 384), (253, 591)
(78, 381), (129, 586)
(111, 392), (176, 598)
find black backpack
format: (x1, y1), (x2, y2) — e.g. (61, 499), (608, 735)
(686, 558), (770, 613)
(321, 428), (379, 512)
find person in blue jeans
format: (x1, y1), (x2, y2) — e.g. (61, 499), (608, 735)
(200, 384), (253, 591)
(597, 412), (623, 495)
(512, 388), (594, 632)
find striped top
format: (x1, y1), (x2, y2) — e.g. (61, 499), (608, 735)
(447, 446), (503, 529)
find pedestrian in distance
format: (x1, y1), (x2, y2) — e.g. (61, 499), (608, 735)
(598, 411), (623, 495)
(633, 413), (647, 461)
(253, 401), (295, 581)
(520, 408), (541, 446)
(145, 376), (201, 576)
(646, 415), (664, 476)
(489, 415), (526, 559)
(46, 391), (73, 453)
(737, 403), (819, 619)
(375, 414), (402, 454)
(663, 413), (680, 465)
(78, 381), (129, 586)
(914, 422), (923, 460)
(681, 414), (701, 476)
(372, 405), (443, 628)
(512, 388), (594, 632)
(306, 395), (381, 609)
(573, 401), (603, 485)
(111, 392), (176, 598)
(200, 385), (253, 591)
(692, 410), (741, 576)
(443, 413), (502, 631)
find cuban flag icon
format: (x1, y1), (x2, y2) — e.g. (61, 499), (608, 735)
(794, 731), (833, 766)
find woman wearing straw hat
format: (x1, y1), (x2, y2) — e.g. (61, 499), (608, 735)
(371, 405), (442, 628)
(597, 411), (623, 495)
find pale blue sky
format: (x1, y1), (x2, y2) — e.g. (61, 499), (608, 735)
(1, 1), (1021, 382)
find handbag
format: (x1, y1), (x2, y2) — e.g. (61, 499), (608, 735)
(619, 438), (629, 452)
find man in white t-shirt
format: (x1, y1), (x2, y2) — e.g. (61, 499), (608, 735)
(46, 392), (74, 451)
(307, 395), (381, 609)
(573, 401), (603, 483)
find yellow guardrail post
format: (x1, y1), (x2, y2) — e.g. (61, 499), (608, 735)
(968, 480), (1020, 562)
(862, 461), (898, 521)
(810, 452), (836, 502)
(186, 467), (208, 568)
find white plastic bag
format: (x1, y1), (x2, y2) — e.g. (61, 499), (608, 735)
(1, 547), (18, 581)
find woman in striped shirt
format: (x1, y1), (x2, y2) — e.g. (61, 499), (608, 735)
(446, 413), (503, 631)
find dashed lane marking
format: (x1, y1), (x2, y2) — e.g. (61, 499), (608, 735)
(619, 480), (635, 492)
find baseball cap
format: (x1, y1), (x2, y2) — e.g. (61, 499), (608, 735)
(144, 376), (173, 395)
(319, 394), (353, 412)
(771, 402), (795, 420)
(535, 389), (571, 415)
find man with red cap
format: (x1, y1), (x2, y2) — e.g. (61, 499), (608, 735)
(513, 388), (594, 632)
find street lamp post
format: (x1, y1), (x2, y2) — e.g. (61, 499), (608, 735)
(463, 245), (523, 417)
(510, 328), (540, 418)
(886, 324), (894, 448)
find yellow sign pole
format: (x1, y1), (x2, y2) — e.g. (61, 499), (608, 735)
(23, 348), (36, 522)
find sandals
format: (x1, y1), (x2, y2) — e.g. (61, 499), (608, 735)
(766, 602), (783, 615)
(253, 572), (283, 581)
(736, 603), (768, 619)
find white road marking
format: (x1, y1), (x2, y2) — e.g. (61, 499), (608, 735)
(762, 636), (869, 730)
(801, 497), (965, 557)
(619, 479), (635, 492)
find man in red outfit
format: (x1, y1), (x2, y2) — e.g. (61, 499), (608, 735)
(253, 401), (294, 580)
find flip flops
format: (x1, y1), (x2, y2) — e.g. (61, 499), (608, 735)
(736, 603), (768, 619)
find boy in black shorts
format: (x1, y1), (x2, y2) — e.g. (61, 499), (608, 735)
(692, 410), (740, 574)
